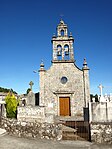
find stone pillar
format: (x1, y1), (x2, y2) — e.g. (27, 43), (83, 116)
(69, 42), (74, 61)
(65, 28), (68, 36)
(62, 47), (64, 60)
(53, 44), (57, 61)
(89, 101), (92, 122)
(39, 61), (46, 106)
(0, 101), (6, 119)
(82, 58), (90, 107)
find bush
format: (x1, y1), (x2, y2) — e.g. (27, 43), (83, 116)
(5, 92), (19, 118)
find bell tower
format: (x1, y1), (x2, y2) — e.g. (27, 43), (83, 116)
(51, 20), (74, 62)
(39, 19), (90, 117)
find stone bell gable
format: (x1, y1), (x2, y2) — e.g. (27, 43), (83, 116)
(39, 20), (90, 117)
(52, 19), (74, 62)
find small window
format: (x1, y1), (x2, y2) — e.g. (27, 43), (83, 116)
(61, 76), (68, 84)
(64, 45), (69, 55)
(61, 30), (64, 36)
(64, 45), (69, 60)
(57, 45), (62, 57)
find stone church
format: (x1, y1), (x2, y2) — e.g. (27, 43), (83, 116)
(39, 20), (90, 117)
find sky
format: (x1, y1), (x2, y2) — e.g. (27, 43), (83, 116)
(0, 0), (112, 95)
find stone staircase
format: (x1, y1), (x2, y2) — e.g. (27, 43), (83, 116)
(62, 125), (85, 141)
(54, 116), (87, 141)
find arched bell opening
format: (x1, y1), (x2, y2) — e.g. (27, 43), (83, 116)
(64, 45), (69, 60)
(57, 45), (62, 60)
(60, 30), (64, 36)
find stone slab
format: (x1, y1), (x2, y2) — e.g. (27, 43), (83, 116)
(27, 91), (35, 106)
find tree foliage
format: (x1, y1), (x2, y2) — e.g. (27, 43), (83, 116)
(26, 88), (31, 94)
(5, 92), (19, 118)
(0, 87), (17, 94)
(90, 94), (99, 102)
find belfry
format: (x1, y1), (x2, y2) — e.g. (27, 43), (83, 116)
(52, 19), (74, 62)
(39, 20), (90, 118)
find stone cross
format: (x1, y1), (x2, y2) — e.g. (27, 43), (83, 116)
(98, 84), (104, 97)
(29, 81), (34, 91)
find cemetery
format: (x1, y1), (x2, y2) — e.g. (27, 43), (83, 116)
(0, 20), (112, 144)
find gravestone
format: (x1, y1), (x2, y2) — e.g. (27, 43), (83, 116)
(27, 91), (35, 106)
(26, 81), (35, 106)
(98, 84), (106, 102)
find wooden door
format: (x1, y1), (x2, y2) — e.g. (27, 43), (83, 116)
(59, 97), (70, 116)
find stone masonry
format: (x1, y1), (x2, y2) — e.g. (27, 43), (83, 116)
(39, 20), (90, 117)
(1, 117), (62, 140)
(91, 122), (112, 144)
(17, 106), (45, 123)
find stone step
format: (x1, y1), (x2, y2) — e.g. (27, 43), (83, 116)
(62, 125), (85, 141)
(62, 125), (77, 133)
(62, 133), (85, 141)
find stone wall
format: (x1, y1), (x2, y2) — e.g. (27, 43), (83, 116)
(89, 102), (112, 122)
(17, 106), (45, 123)
(39, 20), (90, 117)
(0, 117), (62, 140)
(91, 122), (112, 144)
(40, 62), (87, 117)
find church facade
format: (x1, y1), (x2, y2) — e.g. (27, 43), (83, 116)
(39, 20), (90, 117)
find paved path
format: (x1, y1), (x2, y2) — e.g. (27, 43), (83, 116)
(0, 134), (112, 149)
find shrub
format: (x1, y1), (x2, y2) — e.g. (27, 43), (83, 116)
(5, 92), (19, 118)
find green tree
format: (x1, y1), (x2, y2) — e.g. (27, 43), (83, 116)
(95, 94), (99, 102)
(26, 88), (31, 94)
(90, 94), (93, 102)
(90, 94), (99, 102)
(5, 92), (19, 118)
(0, 87), (17, 94)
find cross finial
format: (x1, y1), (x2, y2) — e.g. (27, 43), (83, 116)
(40, 59), (44, 68)
(83, 58), (87, 67)
(40, 59), (44, 65)
(98, 84), (104, 97)
(60, 14), (64, 20)
(29, 81), (34, 91)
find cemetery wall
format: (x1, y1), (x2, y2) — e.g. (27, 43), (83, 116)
(0, 117), (62, 140)
(17, 106), (54, 123)
(17, 106), (45, 123)
(89, 102), (112, 122)
(91, 122), (112, 144)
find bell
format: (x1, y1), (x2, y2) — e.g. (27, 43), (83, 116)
(65, 49), (69, 55)
(57, 51), (61, 56)
(65, 51), (69, 55)
(65, 47), (69, 55)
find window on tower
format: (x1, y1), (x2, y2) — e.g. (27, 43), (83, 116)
(61, 30), (64, 36)
(64, 45), (69, 55)
(57, 45), (62, 60)
(64, 45), (69, 60)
